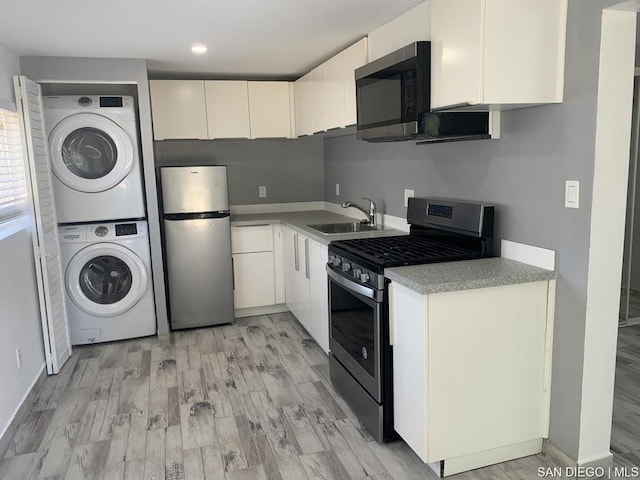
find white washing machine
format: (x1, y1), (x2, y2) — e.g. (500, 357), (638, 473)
(59, 220), (156, 345)
(43, 95), (146, 224)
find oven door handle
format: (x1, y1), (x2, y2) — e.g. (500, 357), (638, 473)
(326, 265), (378, 300)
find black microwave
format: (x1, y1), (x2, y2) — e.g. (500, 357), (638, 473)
(355, 41), (490, 143)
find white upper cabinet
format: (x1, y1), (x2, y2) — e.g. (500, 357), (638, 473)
(294, 37), (368, 135)
(294, 72), (313, 136)
(430, 0), (568, 111)
(248, 81), (293, 138)
(149, 80), (208, 140)
(367, 2), (430, 61)
(311, 64), (328, 134)
(342, 38), (368, 126)
(204, 80), (250, 139)
(325, 53), (345, 130)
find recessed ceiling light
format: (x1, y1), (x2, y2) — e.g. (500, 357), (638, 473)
(191, 44), (208, 55)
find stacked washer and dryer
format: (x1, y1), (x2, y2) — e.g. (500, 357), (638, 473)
(44, 95), (156, 345)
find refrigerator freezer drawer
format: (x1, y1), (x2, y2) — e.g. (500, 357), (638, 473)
(164, 216), (234, 329)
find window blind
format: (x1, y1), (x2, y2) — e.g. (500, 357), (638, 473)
(0, 109), (27, 222)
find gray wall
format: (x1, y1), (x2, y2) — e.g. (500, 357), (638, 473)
(19, 56), (170, 334)
(0, 44), (47, 442)
(154, 137), (325, 205)
(324, 0), (607, 459)
(0, 43), (19, 109)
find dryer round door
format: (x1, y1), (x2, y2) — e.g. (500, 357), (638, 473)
(66, 243), (148, 317)
(48, 113), (134, 193)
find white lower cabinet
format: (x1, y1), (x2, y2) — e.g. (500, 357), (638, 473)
(307, 240), (329, 353)
(231, 224), (284, 312)
(390, 279), (555, 476)
(283, 225), (329, 353)
(232, 252), (275, 309)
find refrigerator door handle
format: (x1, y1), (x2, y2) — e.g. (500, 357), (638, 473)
(232, 256), (235, 290)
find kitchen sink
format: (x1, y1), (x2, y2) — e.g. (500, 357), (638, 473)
(306, 222), (381, 234)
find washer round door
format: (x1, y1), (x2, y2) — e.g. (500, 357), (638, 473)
(48, 113), (134, 193)
(66, 243), (147, 317)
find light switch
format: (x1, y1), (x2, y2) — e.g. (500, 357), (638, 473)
(565, 180), (579, 208)
(404, 189), (415, 208)
(336, 183), (340, 196)
(259, 186), (267, 198)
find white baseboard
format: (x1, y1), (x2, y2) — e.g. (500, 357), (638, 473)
(501, 240), (556, 271)
(234, 304), (289, 318)
(0, 364), (47, 458)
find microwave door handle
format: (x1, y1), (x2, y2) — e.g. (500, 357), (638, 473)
(326, 266), (378, 300)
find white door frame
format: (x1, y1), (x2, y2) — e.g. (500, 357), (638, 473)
(578, 1), (638, 466)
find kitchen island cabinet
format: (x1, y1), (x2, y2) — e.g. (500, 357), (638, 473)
(387, 258), (556, 477)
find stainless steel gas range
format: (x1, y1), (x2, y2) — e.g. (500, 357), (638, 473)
(326, 197), (495, 442)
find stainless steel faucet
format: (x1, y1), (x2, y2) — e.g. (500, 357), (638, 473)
(341, 197), (376, 226)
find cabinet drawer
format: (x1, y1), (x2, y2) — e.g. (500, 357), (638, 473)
(231, 224), (274, 253)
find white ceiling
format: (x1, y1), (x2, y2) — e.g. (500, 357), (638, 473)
(0, 0), (424, 79)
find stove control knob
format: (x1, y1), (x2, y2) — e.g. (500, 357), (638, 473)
(353, 269), (362, 279)
(333, 257), (342, 267)
(328, 255), (336, 265)
(342, 262), (352, 272)
(360, 273), (370, 283)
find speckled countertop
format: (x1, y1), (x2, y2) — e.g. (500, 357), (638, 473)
(385, 257), (556, 294)
(231, 210), (406, 245)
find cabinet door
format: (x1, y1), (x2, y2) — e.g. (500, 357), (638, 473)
(273, 225), (286, 304)
(311, 64), (327, 133)
(342, 38), (368, 126)
(294, 73), (313, 137)
(204, 81), (250, 139)
(233, 252), (275, 309)
(325, 53), (345, 130)
(283, 226), (299, 314)
(248, 81), (292, 138)
(430, 0), (483, 109)
(295, 234), (312, 331)
(390, 283), (429, 462)
(149, 80), (208, 140)
(308, 240), (329, 353)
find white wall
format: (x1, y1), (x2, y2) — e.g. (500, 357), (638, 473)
(0, 43), (46, 440)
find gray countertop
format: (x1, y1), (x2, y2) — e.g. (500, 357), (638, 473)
(385, 257), (557, 294)
(231, 210), (406, 245)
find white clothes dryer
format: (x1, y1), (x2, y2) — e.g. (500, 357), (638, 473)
(59, 220), (156, 345)
(44, 95), (146, 224)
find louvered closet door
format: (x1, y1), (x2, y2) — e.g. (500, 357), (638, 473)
(14, 75), (71, 374)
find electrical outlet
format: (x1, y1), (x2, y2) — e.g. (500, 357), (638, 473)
(404, 189), (415, 208)
(335, 183), (340, 196)
(16, 347), (22, 369)
(259, 186), (267, 198)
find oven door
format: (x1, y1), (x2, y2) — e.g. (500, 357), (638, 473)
(327, 266), (383, 402)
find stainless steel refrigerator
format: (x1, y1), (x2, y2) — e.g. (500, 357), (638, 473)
(160, 165), (234, 329)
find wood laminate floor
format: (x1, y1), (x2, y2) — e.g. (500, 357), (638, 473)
(1, 314), (639, 480)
